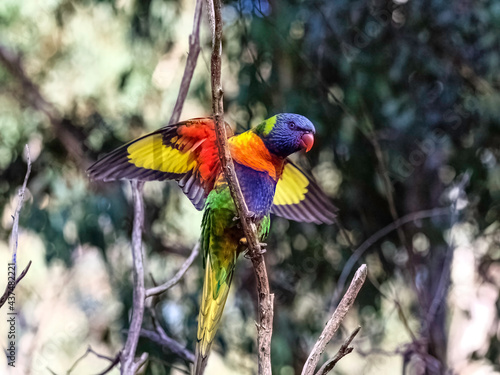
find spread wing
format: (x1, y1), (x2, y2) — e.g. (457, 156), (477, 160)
(272, 161), (337, 224)
(87, 118), (232, 210)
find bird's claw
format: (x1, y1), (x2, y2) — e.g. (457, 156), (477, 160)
(258, 243), (267, 254)
(241, 241), (267, 256)
(246, 211), (258, 222)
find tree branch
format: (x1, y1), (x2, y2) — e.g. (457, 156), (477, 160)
(0, 145), (32, 310)
(121, 180), (148, 374)
(116, 1), (204, 371)
(424, 173), (470, 331)
(139, 329), (195, 364)
(302, 264), (367, 375)
(205, 0), (274, 373)
(146, 242), (200, 298)
(0, 261), (32, 309)
(66, 345), (120, 375)
(314, 326), (361, 375)
(168, 0), (203, 125)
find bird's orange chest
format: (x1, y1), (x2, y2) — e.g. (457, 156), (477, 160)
(228, 132), (284, 181)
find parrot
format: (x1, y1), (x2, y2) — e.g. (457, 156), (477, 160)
(87, 113), (337, 374)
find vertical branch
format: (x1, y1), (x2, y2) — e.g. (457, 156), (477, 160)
(0, 145), (32, 309)
(205, 0), (274, 373)
(118, 2), (203, 372)
(11, 145), (32, 276)
(169, 0), (203, 125)
(424, 173), (470, 330)
(302, 265), (367, 375)
(121, 180), (148, 374)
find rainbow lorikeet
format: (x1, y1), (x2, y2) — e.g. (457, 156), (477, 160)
(87, 113), (337, 374)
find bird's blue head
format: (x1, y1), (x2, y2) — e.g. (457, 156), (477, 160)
(254, 113), (316, 157)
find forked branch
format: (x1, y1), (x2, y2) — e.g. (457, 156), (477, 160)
(302, 264), (367, 375)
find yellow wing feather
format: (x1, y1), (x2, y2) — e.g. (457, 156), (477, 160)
(127, 134), (198, 174)
(272, 161), (337, 224)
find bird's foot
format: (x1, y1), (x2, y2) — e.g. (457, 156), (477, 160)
(258, 243), (267, 254)
(246, 211), (258, 223)
(241, 241), (267, 257)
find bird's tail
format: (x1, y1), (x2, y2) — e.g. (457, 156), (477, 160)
(193, 251), (235, 375)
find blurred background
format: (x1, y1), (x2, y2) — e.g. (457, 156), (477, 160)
(1, 0), (500, 374)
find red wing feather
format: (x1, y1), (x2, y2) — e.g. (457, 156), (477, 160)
(87, 118), (232, 210)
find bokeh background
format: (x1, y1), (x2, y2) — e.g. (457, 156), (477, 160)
(1, 0), (500, 374)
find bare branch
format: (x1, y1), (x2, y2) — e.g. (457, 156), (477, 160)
(315, 327), (361, 375)
(143, 277), (195, 365)
(169, 0), (203, 125)
(140, 329), (195, 363)
(205, 0), (274, 373)
(302, 265), (367, 375)
(424, 173), (470, 331)
(117, 1), (203, 370)
(0, 261), (32, 309)
(0, 145), (32, 310)
(95, 354), (121, 375)
(121, 180), (148, 374)
(66, 346), (120, 375)
(11, 145), (32, 268)
(146, 243), (200, 298)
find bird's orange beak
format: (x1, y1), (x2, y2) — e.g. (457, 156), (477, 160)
(300, 133), (314, 152)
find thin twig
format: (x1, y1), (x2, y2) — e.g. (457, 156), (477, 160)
(139, 329), (195, 363)
(315, 326), (361, 375)
(168, 0), (203, 125)
(95, 354), (121, 375)
(11, 145), (31, 269)
(0, 145), (32, 309)
(146, 243), (200, 297)
(330, 208), (450, 310)
(66, 346), (119, 375)
(0, 261), (31, 309)
(424, 173), (470, 330)
(205, 0), (274, 373)
(121, 180), (148, 374)
(144, 278), (195, 365)
(302, 265), (367, 375)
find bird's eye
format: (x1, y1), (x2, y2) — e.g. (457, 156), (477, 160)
(288, 122), (296, 130)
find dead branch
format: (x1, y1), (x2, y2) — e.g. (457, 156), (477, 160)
(424, 173), (470, 331)
(95, 354), (121, 375)
(0, 145), (32, 310)
(10, 145), (31, 268)
(66, 345), (120, 375)
(121, 180), (148, 374)
(143, 274), (195, 366)
(205, 0), (274, 373)
(139, 329), (195, 363)
(169, 0), (203, 125)
(0, 261), (32, 309)
(315, 326), (361, 375)
(146, 242), (200, 298)
(302, 264), (367, 375)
